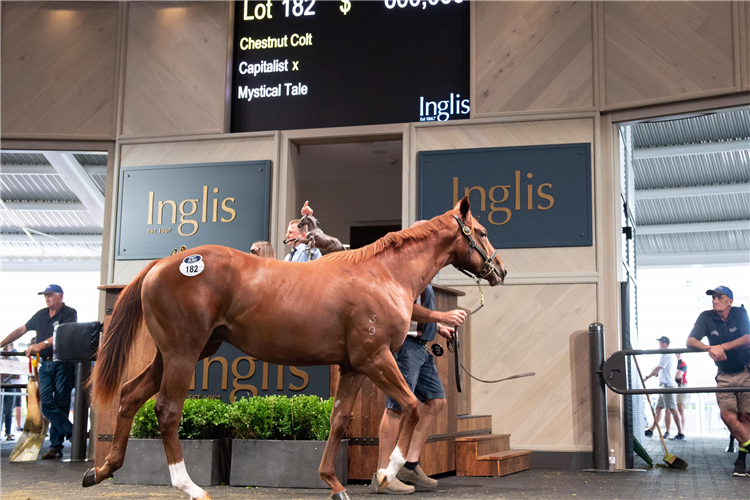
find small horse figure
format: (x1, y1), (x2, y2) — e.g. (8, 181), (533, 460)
(83, 197), (506, 500)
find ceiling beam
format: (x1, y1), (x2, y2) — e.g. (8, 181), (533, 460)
(0, 202), (87, 211)
(638, 220), (750, 235)
(633, 139), (750, 159)
(1, 234), (102, 244)
(637, 250), (750, 267)
(1, 165), (107, 175)
(42, 152), (105, 226)
(635, 183), (750, 200)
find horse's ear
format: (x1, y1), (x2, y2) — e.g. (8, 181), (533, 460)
(456, 196), (471, 220)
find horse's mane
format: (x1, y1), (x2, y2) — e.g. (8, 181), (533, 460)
(323, 213), (457, 265)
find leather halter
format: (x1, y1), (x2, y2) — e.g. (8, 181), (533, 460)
(452, 215), (498, 281)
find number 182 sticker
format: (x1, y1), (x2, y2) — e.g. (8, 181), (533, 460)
(179, 254), (205, 277)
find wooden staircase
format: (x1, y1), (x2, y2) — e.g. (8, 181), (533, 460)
(455, 434), (531, 477)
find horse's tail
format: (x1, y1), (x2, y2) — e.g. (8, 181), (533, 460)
(91, 259), (160, 406)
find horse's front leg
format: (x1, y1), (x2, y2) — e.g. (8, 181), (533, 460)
(359, 349), (420, 492)
(319, 366), (365, 500)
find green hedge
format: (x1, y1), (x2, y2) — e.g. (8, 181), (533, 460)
(130, 395), (333, 441)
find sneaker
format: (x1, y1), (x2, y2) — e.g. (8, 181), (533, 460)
(41, 449), (63, 460)
(663, 432), (670, 439)
(369, 473), (415, 495)
(732, 463), (747, 477)
(674, 434), (686, 440)
(397, 465), (438, 491)
(644, 430), (653, 438)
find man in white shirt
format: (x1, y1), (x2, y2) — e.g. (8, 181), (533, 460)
(644, 336), (685, 440)
(284, 202), (322, 262)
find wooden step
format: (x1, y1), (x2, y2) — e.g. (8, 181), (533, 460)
(456, 434), (531, 477)
(457, 414), (493, 433)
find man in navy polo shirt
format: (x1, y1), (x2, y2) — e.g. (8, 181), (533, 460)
(687, 285), (750, 477)
(0, 284), (77, 459)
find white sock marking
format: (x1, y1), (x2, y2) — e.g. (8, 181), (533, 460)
(378, 447), (406, 484)
(168, 460), (205, 499)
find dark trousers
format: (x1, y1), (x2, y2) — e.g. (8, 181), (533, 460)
(2, 390), (19, 435)
(38, 361), (74, 450)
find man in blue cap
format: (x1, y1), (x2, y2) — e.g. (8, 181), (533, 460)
(0, 285), (77, 459)
(687, 285), (750, 477)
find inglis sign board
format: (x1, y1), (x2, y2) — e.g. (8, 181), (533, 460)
(116, 161), (271, 260)
(418, 144), (592, 248)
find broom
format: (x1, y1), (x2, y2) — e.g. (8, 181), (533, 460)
(633, 356), (688, 469)
(23, 355), (43, 433)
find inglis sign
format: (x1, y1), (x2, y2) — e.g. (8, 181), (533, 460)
(116, 161), (271, 260)
(418, 144), (592, 248)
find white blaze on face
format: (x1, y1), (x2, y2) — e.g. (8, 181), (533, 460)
(168, 461), (205, 498)
(378, 446), (406, 483)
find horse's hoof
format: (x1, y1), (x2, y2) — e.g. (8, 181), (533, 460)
(192, 493), (212, 500)
(82, 468), (97, 487)
(375, 471), (388, 492)
(331, 491), (351, 500)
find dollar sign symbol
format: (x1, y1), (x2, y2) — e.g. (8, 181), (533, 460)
(340, 0), (351, 15)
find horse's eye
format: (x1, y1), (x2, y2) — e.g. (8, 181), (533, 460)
(481, 232), (487, 238)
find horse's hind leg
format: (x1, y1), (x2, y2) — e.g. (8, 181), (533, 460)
(319, 367), (365, 499)
(83, 351), (163, 486)
(155, 356), (211, 500)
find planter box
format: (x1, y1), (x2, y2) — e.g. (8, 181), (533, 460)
(114, 439), (231, 486)
(230, 439), (348, 488)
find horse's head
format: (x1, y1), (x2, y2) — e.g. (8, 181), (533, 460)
(450, 196), (507, 286)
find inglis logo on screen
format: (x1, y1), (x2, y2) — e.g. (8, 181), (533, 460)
(419, 93), (470, 122)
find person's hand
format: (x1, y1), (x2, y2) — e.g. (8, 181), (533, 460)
(25, 343), (44, 358)
(708, 344), (727, 362)
(437, 324), (454, 341)
(438, 309), (467, 326)
(301, 201), (313, 216)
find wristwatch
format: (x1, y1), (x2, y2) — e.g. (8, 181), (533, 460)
(44, 340), (51, 347)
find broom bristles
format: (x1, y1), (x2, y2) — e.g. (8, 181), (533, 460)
(664, 452), (689, 470)
(24, 379), (42, 433)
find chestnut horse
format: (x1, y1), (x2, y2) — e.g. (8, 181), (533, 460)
(83, 198), (506, 500)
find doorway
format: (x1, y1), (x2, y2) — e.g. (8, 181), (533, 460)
(295, 140), (403, 250)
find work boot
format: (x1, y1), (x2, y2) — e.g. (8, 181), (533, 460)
(369, 473), (414, 495)
(397, 465), (438, 491)
(732, 462), (747, 477)
(42, 449), (63, 459)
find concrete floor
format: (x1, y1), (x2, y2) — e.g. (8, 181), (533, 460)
(1, 434), (747, 500)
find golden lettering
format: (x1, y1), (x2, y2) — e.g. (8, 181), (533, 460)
(464, 186), (486, 212)
(230, 356), (258, 402)
(277, 365), (284, 391)
(201, 186), (208, 223)
(189, 368), (195, 391)
(221, 198), (237, 222)
(488, 185), (511, 225)
(452, 177), (459, 207)
(527, 173), (533, 210)
(537, 183), (554, 210)
(158, 200), (177, 225)
(288, 366), (309, 391)
(262, 361), (269, 391)
(515, 171), (521, 211)
(178, 199), (199, 237)
(147, 191), (154, 225)
(202, 357), (228, 391)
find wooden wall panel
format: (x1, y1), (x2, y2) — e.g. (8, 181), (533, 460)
(414, 119), (596, 276)
(603, 1), (736, 109)
(1, 2), (119, 139)
(458, 283), (595, 451)
(744, 1), (750, 90)
(119, 136), (275, 168)
(475, 2), (594, 116)
(121, 2), (227, 137)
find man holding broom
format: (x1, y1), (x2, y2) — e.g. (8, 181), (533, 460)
(1, 285), (77, 459)
(687, 286), (750, 477)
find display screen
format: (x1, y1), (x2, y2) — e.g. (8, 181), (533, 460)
(231, 0), (470, 132)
